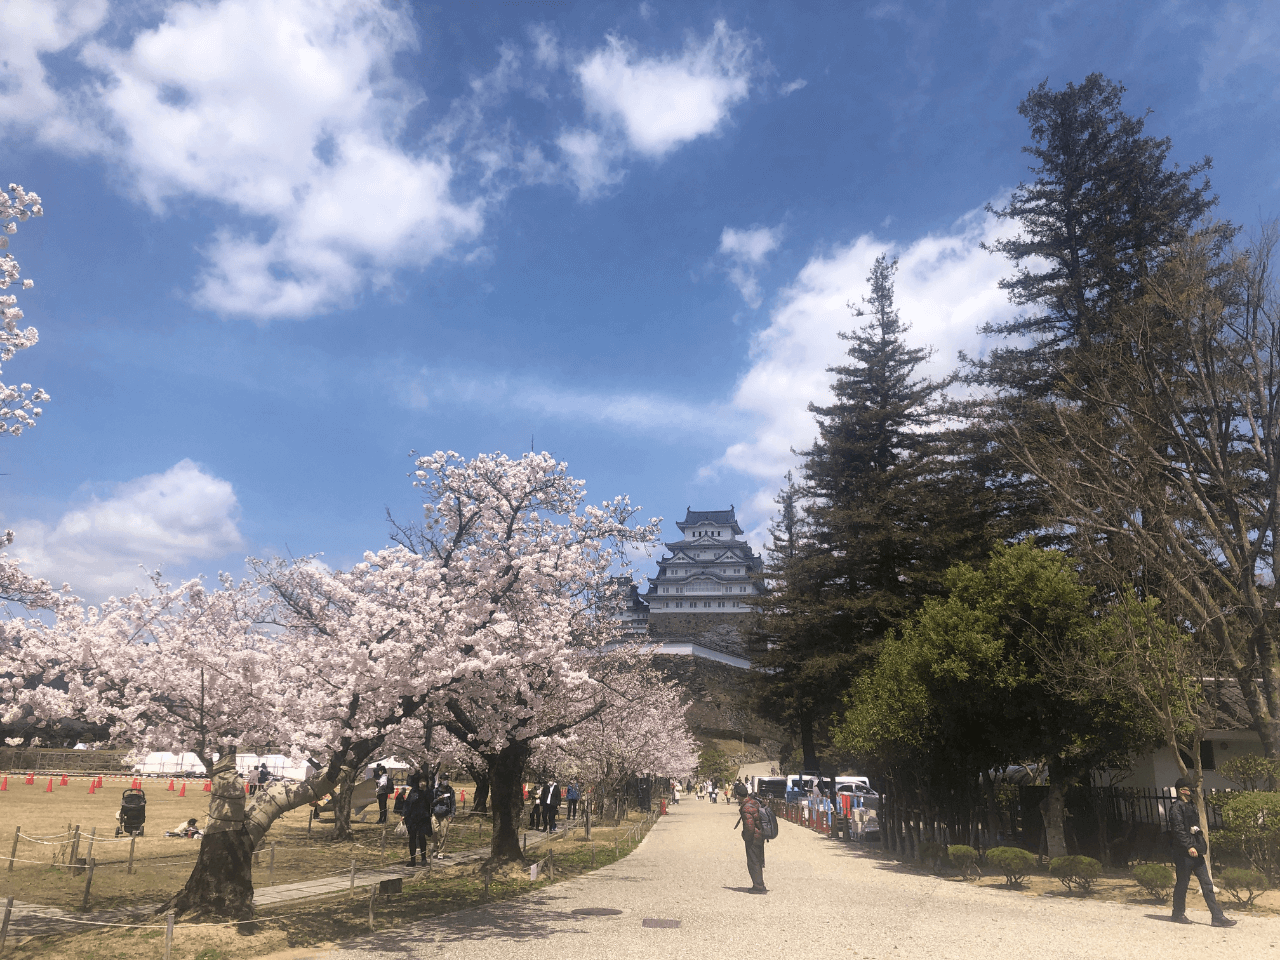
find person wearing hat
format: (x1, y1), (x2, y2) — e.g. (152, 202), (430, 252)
(430, 774), (457, 859)
(1168, 776), (1235, 927)
(734, 782), (767, 894)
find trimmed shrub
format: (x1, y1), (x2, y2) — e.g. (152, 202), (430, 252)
(1212, 791), (1280, 884)
(1050, 855), (1102, 893)
(948, 844), (980, 879)
(1218, 867), (1270, 907)
(987, 846), (1036, 887)
(1131, 863), (1174, 902)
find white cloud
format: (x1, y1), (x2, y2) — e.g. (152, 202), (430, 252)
(0, 0), (109, 143)
(3, 0), (482, 319)
(564, 20), (754, 194)
(713, 205), (1019, 535)
(396, 366), (743, 437)
(718, 224), (782, 308)
(11, 459), (244, 599)
(779, 78), (807, 96)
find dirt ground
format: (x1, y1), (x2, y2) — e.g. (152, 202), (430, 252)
(3, 808), (658, 960)
(0, 774), (490, 912)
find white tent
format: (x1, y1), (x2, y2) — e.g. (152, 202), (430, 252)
(129, 750), (311, 780)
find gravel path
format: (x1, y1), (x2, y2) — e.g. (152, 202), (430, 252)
(296, 791), (1276, 959)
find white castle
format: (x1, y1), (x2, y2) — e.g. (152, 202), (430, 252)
(620, 507), (764, 665)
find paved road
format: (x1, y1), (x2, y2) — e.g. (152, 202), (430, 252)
(296, 786), (1275, 959)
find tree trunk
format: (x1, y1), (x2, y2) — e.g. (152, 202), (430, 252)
(485, 741), (530, 862)
(166, 754), (338, 918)
(470, 770), (490, 814)
(330, 770), (356, 841)
(1039, 782), (1068, 860)
(800, 712), (819, 771)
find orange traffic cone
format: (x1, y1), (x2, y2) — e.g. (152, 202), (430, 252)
(1, 775), (7, 790)
(96, 776), (103, 788)
(89, 782), (96, 795)
(132, 778), (141, 789)
(167, 779), (175, 791)
(203, 780), (212, 792)
(178, 781), (186, 797)
(59, 774), (68, 786)
(24, 773), (33, 785)
(244, 783), (250, 795)
(45, 777), (53, 792)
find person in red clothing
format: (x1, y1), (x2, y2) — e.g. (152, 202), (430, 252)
(735, 782), (766, 893)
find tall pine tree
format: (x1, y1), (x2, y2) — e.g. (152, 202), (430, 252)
(756, 256), (1002, 770)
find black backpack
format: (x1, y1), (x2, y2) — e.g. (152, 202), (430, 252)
(759, 802), (779, 841)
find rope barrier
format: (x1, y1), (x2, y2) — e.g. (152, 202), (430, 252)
(12, 910), (291, 929)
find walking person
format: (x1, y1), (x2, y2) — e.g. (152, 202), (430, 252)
(245, 764), (260, 797)
(430, 774), (456, 859)
(542, 780), (562, 833)
(566, 782), (579, 820)
(529, 782), (544, 831)
(375, 764), (392, 825)
(735, 782), (767, 893)
(402, 776), (433, 867)
(1169, 776), (1235, 926)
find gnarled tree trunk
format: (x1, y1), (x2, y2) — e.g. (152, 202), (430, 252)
(485, 740), (531, 862)
(167, 754), (340, 918)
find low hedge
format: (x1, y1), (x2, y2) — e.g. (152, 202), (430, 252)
(1218, 866), (1270, 907)
(1131, 863), (1173, 902)
(1049, 855), (1101, 893)
(986, 846), (1036, 887)
(948, 844), (980, 879)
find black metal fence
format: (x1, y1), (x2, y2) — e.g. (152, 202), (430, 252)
(1008, 785), (1224, 864)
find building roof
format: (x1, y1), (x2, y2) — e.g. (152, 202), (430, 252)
(676, 506), (743, 535)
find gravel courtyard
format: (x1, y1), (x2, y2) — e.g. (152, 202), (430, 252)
(281, 787), (1275, 960)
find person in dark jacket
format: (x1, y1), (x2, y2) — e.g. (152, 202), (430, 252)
(401, 776), (434, 867)
(430, 775), (457, 859)
(735, 782), (766, 894)
(1168, 776), (1235, 926)
(541, 781), (562, 832)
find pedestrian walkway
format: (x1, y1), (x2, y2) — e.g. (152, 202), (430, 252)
(292, 783), (1275, 960)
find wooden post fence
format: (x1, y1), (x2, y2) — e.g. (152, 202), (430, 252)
(6, 827), (17, 873)
(164, 910), (175, 960)
(127, 836), (137, 875)
(0, 895), (14, 953)
(80, 857), (96, 912)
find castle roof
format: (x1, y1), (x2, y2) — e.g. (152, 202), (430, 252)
(677, 506), (743, 535)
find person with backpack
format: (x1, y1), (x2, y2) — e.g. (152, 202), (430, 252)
(734, 782), (768, 894)
(401, 775), (433, 867)
(430, 774), (457, 859)
(566, 782), (580, 820)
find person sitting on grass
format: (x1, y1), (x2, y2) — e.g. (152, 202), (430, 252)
(166, 818), (201, 838)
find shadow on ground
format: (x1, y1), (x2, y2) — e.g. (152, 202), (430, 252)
(326, 893), (631, 951)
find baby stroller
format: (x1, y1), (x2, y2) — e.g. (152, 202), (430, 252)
(115, 787), (146, 837)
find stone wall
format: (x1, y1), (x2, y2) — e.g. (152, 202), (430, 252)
(647, 612), (758, 658)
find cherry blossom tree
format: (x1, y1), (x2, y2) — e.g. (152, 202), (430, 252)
(386, 451), (660, 860)
(533, 667), (699, 822)
(0, 184), (54, 615)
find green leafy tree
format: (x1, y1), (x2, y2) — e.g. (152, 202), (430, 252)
(835, 542), (1155, 858)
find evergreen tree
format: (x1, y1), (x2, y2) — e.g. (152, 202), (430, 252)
(756, 256), (1002, 770)
(976, 73), (1217, 399)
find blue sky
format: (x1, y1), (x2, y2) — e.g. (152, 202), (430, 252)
(2, 0), (1279, 598)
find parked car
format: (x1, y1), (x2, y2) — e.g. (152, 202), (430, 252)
(754, 777), (788, 799)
